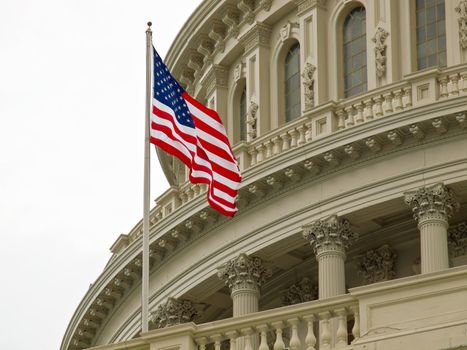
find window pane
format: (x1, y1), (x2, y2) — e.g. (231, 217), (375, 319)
(416, 0), (446, 70)
(285, 43), (301, 122)
(239, 88), (246, 141)
(343, 6), (367, 97)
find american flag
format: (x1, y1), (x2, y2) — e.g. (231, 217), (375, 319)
(150, 47), (241, 217)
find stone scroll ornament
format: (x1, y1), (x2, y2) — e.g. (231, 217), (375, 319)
(246, 99), (259, 140)
(301, 60), (316, 110)
(372, 27), (389, 78)
(357, 244), (397, 284)
(448, 221), (467, 258)
(281, 277), (318, 305)
(456, 0), (467, 49)
(150, 297), (199, 329)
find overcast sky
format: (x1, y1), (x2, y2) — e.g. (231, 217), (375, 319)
(0, 1), (202, 349)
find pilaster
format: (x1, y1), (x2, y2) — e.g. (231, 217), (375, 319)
(404, 183), (460, 274)
(201, 65), (229, 126)
(295, 0), (328, 107)
(239, 23), (271, 139)
(150, 297), (199, 329)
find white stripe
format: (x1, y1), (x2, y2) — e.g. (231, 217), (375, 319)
(208, 191), (236, 212)
(203, 148), (240, 174)
(213, 188), (236, 203)
(196, 128), (234, 161)
(185, 99), (226, 135)
(151, 114), (196, 154)
(153, 98), (196, 137)
(193, 153), (239, 189)
(151, 130), (193, 161)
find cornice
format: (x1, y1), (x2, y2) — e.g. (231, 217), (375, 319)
(63, 98), (467, 350)
(239, 22), (272, 54)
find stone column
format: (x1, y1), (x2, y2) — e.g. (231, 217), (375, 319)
(303, 215), (355, 299)
(217, 253), (270, 316)
(405, 183), (459, 274)
(218, 254), (270, 350)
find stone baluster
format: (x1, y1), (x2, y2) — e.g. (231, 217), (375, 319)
(403, 87), (413, 107)
(281, 132), (291, 151)
(256, 144), (265, 163)
(303, 315), (317, 350)
(196, 337), (207, 350)
(354, 102), (364, 124)
(393, 89), (403, 111)
(319, 311), (332, 349)
(350, 306), (360, 341)
(439, 76), (449, 98)
(242, 328), (254, 350)
(336, 109), (346, 130)
(383, 92), (393, 114)
(335, 308), (348, 348)
(449, 74), (460, 96)
(461, 72), (467, 92)
(373, 95), (384, 117)
(264, 140), (273, 159)
(272, 321), (285, 350)
(363, 99), (374, 121)
(297, 124), (307, 145)
(289, 128), (299, 148)
(404, 183), (459, 273)
(257, 325), (269, 350)
(212, 335), (222, 350)
(305, 121), (313, 142)
(344, 106), (355, 127)
(249, 147), (258, 166)
(288, 318), (301, 350)
(226, 332), (238, 350)
(272, 136), (282, 155)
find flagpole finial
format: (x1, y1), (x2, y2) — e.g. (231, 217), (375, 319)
(147, 21), (152, 31)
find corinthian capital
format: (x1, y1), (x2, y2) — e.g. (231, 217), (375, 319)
(150, 297), (199, 329)
(404, 183), (459, 223)
(217, 253), (271, 294)
(302, 215), (355, 257)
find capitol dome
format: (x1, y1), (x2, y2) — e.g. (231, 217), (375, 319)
(62, 1), (467, 350)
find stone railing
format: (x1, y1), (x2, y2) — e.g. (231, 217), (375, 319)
(122, 66), (467, 244)
(84, 265), (467, 350)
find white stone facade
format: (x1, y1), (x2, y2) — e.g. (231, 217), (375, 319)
(62, 1), (467, 350)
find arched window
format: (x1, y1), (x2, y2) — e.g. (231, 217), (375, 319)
(416, 0), (446, 70)
(239, 87), (247, 141)
(343, 7), (367, 98)
(285, 43), (301, 122)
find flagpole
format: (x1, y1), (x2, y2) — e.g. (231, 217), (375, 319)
(142, 21), (152, 334)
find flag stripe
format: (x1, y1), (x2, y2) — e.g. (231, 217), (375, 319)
(150, 47), (241, 217)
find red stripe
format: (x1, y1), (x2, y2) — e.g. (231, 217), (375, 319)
(153, 106), (197, 144)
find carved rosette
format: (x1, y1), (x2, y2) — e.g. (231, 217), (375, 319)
(302, 215), (356, 258)
(150, 297), (199, 329)
(455, 0), (467, 49)
(372, 27), (389, 78)
(217, 253), (271, 295)
(404, 183), (459, 224)
(301, 60), (316, 110)
(448, 221), (467, 257)
(281, 277), (318, 305)
(357, 244), (397, 284)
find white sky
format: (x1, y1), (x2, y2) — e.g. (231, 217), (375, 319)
(0, 1), (203, 349)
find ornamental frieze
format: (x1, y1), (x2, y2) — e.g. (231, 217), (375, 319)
(448, 221), (467, 258)
(357, 244), (397, 284)
(281, 277), (318, 305)
(150, 297), (199, 329)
